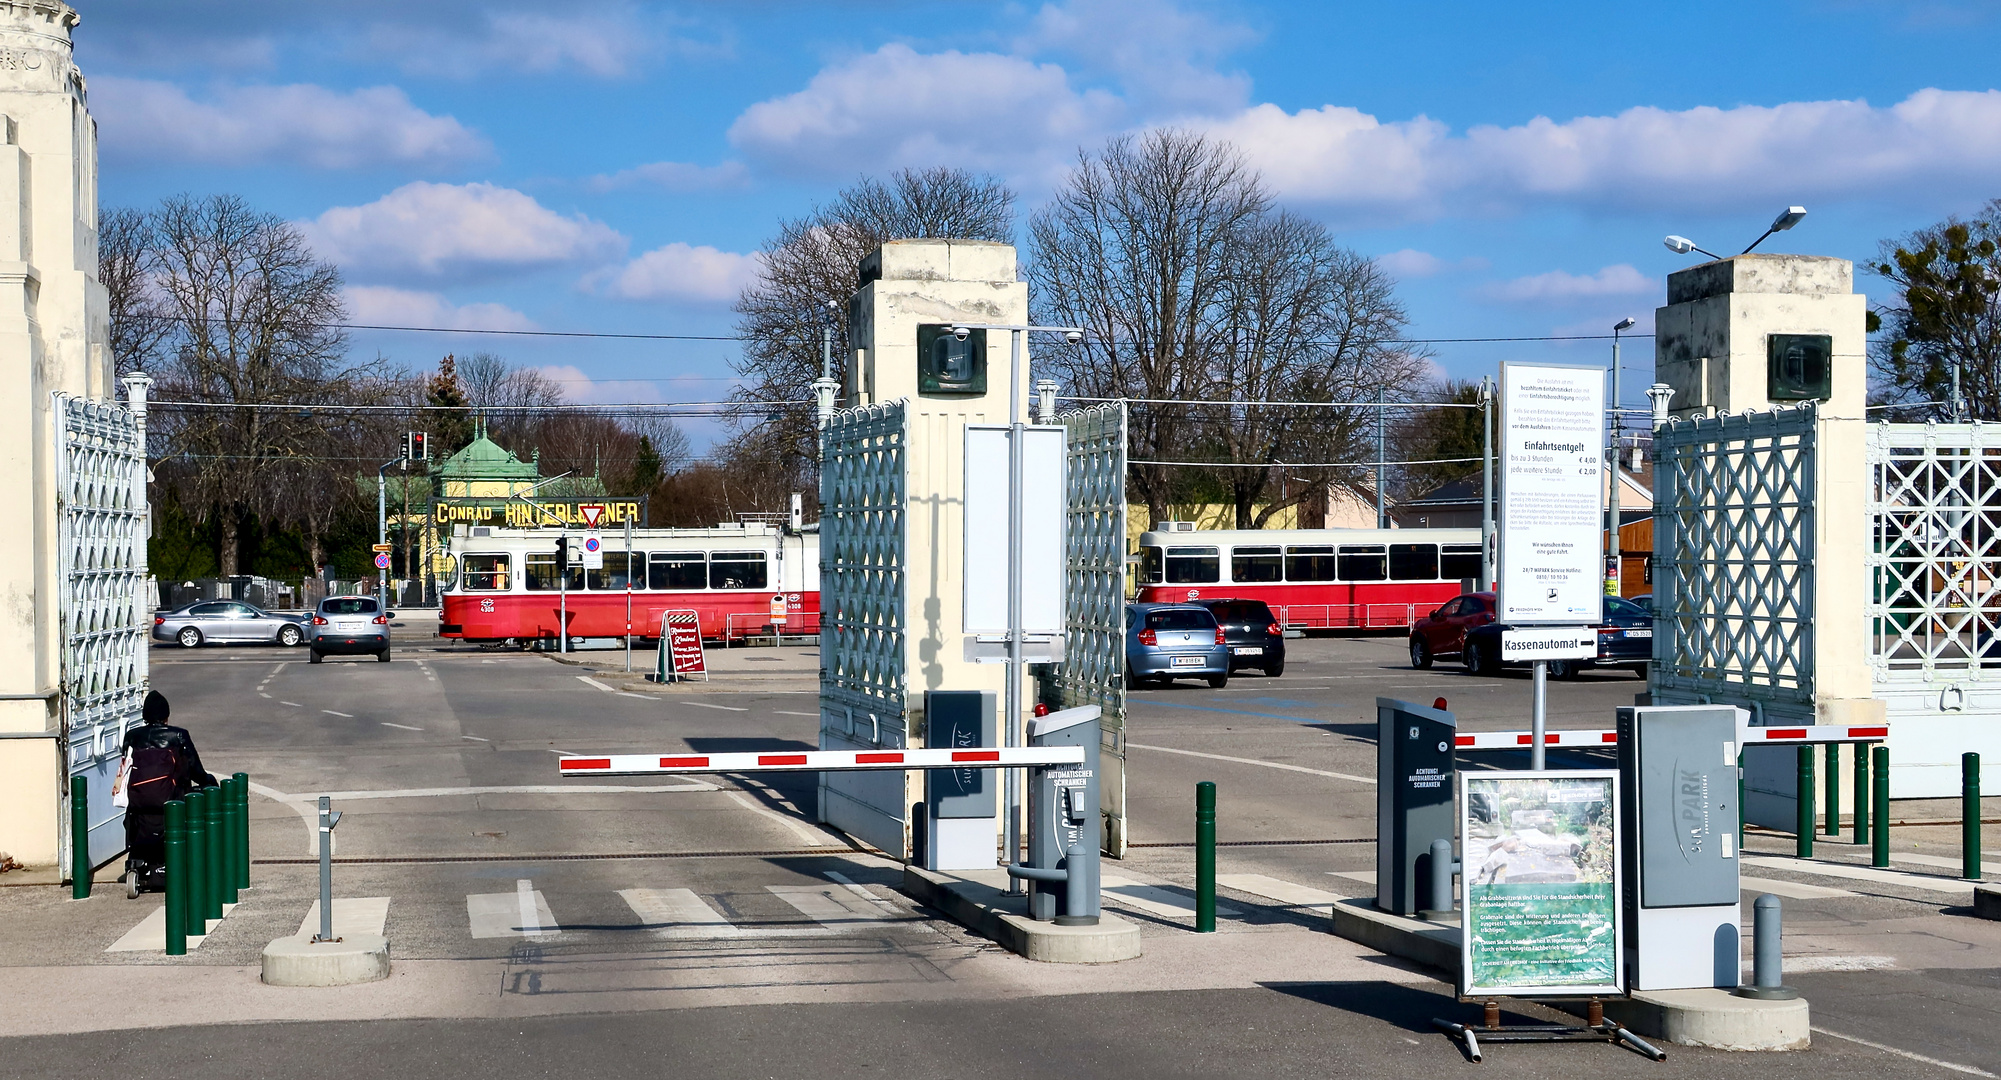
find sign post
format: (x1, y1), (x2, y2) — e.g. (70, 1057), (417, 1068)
(1499, 362), (1605, 769)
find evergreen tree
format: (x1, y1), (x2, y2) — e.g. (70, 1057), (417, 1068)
(425, 354), (477, 456)
(632, 434), (664, 494)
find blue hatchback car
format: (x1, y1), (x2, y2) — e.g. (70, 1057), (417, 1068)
(1125, 603), (1231, 689)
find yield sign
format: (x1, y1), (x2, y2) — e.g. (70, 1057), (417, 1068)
(579, 503), (605, 529)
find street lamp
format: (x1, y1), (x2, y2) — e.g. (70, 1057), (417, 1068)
(1663, 206), (1807, 261)
(1607, 317), (1637, 597)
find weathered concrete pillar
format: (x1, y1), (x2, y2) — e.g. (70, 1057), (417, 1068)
(0, 0), (114, 870)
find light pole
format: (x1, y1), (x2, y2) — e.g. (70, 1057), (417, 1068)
(1608, 317), (1636, 596)
(949, 320), (1083, 891)
(376, 457), (406, 611)
(1664, 206), (1807, 262)
(1480, 376), (1495, 590)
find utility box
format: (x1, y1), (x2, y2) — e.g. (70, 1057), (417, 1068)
(922, 690), (997, 871)
(1618, 704), (1744, 991)
(1025, 705), (1101, 924)
(1376, 697), (1457, 917)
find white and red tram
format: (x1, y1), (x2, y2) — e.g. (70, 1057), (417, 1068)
(1133, 527), (1485, 629)
(439, 523), (819, 645)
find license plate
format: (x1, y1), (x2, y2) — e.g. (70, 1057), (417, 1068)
(1625, 629), (1652, 638)
(1232, 646), (1263, 655)
(336, 621), (364, 632)
(1171, 655), (1204, 667)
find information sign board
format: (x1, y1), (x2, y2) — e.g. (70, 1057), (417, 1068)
(660, 609), (706, 680)
(1498, 362), (1604, 625)
(963, 425), (1067, 635)
(1460, 770), (1623, 997)
(581, 533), (604, 569)
(1500, 627), (1596, 661)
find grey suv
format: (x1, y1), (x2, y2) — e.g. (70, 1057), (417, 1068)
(309, 596), (393, 663)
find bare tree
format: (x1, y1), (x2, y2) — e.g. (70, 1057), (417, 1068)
(100, 206), (172, 379)
(732, 167), (1016, 481)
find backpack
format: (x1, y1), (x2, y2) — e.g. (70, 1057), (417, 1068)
(126, 746), (183, 810)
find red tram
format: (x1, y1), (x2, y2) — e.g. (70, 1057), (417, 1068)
(1133, 527), (1485, 629)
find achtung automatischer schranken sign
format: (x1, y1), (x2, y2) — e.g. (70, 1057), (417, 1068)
(1498, 362), (1605, 625)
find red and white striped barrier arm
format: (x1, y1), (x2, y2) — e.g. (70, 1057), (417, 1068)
(558, 745), (1086, 777)
(1454, 724), (1888, 751)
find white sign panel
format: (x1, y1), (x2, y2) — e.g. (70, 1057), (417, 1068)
(1501, 627), (1596, 661)
(964, 425), (1067, 635)
(1499, 362), (1605, 625)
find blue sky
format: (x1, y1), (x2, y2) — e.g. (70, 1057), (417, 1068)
(78, 0), (2001, 439)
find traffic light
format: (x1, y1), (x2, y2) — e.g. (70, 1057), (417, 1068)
(555, 537), (568, 575)
(403, 431), (429, 462)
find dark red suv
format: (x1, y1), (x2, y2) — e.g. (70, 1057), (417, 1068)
(1408, 591), (1495, 669)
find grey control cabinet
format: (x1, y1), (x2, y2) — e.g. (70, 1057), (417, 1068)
(1617, 704), (1744, 990)
(1376, 697), (1456, 917)
(923, 690), (997, 871)
(1026, 706), (1101, 923)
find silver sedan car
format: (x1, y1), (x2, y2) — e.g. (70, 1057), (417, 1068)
(153, 600), (309, 648)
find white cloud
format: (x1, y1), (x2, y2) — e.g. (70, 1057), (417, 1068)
(92, 77), (487, 170)
(728, 43), (1123, 180)
(366, 7), (674, 79)
(591, 243), (763, 304)
(1208, 89), (2001, 221)
(303, 182), (625, 282)
(1483, 264), (1656, 304)
(586, 160), (750, 193)
(530, 364), (665, 405)
(344, 286), (536, 332)
(1019, 0), (1255, 114)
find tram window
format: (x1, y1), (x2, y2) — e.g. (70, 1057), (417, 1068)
(1284, 545), (1336, 582)
(588, 552), (641, 591)
(649, 552), (707, 590)
(1164, 546), (1219, 584)
(710, 550), (769, 590)
(1139, 547), (1164, 584)
(1389, 543), (1439, 580)
(1231, 546), (1283, 583)
(1440, 544), (1483, 581)
(1337, 545), (1387, 581)
(462, 554), (510, 591)
(525, 552), (585, 591)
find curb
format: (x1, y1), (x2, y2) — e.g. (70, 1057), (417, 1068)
(901, 865), (1142, 963)
(1976, 883), (2000, 920)
(260, 934), (392, 986)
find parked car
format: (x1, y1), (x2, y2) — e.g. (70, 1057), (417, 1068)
(308, 595), (394, 663)
(153, 600), (308, 648)
(1407, 591), (1498, 669)
(1453, 594), (1653, 678)
(1194, 598), (1286, 677)
(1125, 603), (1231, 689)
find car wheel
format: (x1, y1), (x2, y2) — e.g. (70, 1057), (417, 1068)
(177, 627), (202, 648)
(1206, 673), (1229, 689)
(1465, 642), (1492, 677)
(308, 650), (323, 665)
(1547, 659), (1577, 680)
(377, 648), (392, 663)
(1264, 657), (1285, 678)
(277, 625), (303, 647)
(1409, 636), (1433, 669)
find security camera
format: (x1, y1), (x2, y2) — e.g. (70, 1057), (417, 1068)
(951, 325), (971, 342)
(1064, 330), (1084, 346)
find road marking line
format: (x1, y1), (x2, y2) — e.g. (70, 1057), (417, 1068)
(297, 897), (391, 938)
(726, 790), (830, 846)
(466, 884), (558, 939)
(1739, 874), (1856, 900)
(259, 693), (272, 699)
(1779, 954), (1896, 973)
(684, 701), (750, 712)
(577, 676), (616, 692)
(106, 906), (205, 953)
(280, 701), (302, 707)
(775, 710), (818, 717)
(1741, 855), (1976, 897)
(380, 722), (423, 731)
(1891, 851), (2001, 877)
(1099, 874), (1240, 920)
(618, 888), (849, 939)
(1811, 1026), (1997, 1077)
(461, 735), (490, 742)
(1126, 742), (1375, 784)
(546, 749), (579, 756)
(516, 878), (553, 937)
(619, 692), (651, 699)
(1217, 873), (1348, 908)
(322, 710), (353, 718)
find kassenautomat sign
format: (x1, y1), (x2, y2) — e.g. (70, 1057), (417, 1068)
(434, 500), (643, 529)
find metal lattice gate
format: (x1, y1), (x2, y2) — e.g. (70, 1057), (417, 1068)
(1048, 403), (1129, 855)
(1650, 405), (1818, 721)
(56, 393), (150, 870)
(1867, 421), (2001, 795)
(817, 402), (909, 851)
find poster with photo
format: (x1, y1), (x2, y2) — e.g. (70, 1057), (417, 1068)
(1459, 770), (1623, 997)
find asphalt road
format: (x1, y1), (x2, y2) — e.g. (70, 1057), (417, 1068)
(1, 630), (1994, 1079)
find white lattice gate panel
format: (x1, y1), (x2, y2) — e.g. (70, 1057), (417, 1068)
(817, 401), (910, 854)
(1049, 403), (1129, 856)
(1651, 405), (1817, 714)
(56, 394), (150, 869)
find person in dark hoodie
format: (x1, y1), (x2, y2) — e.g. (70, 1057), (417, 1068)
(117, 690), (218, 896)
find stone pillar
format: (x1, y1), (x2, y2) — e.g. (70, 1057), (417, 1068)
(0, 0), (113, 870)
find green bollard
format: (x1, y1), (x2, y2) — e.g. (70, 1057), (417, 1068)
(202, 785), (225, 921)
(219, 779), (241, 906)
(183, 789), (208, 937)
(1824, 742), (1840, 836)
(163, 800), (187, 956)
(1796, 746), (1814, 858)
(233, 772), (251, 890)
(1195, 781), (1217, 933)
(1872, 746), (1891, 869)
(1854, 742), (1870, 846)
(1965, 753), (1982, 881)
(70, 775), (91, 899)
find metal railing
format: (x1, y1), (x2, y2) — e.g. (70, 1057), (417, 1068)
(1276, 603), (1418, 630)
(723, 610), (822, 642)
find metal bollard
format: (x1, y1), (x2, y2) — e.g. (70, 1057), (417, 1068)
(220, 778), (241, 906)
(233, 771), (251, 890)
(184, 789), (208, 937)
(316, 796), (335, 942)
(1853, 742), (1870, 846)
(202, 785), (225, 921)
(1424, 837), (1460, 920)
(1195, 781), (1216, 933)
(163, 800), (187, 955)
(1824, 742), (1839, 836)
(70, 775), (90, 899)
(1965, 753), (1982, 881)
(1796, 746), (1814, 858)
(1733, 893), (1798, 999)
(1872, 746), (1891, 868)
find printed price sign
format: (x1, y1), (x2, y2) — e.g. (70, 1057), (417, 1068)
(1498, 362), (1605, 625)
